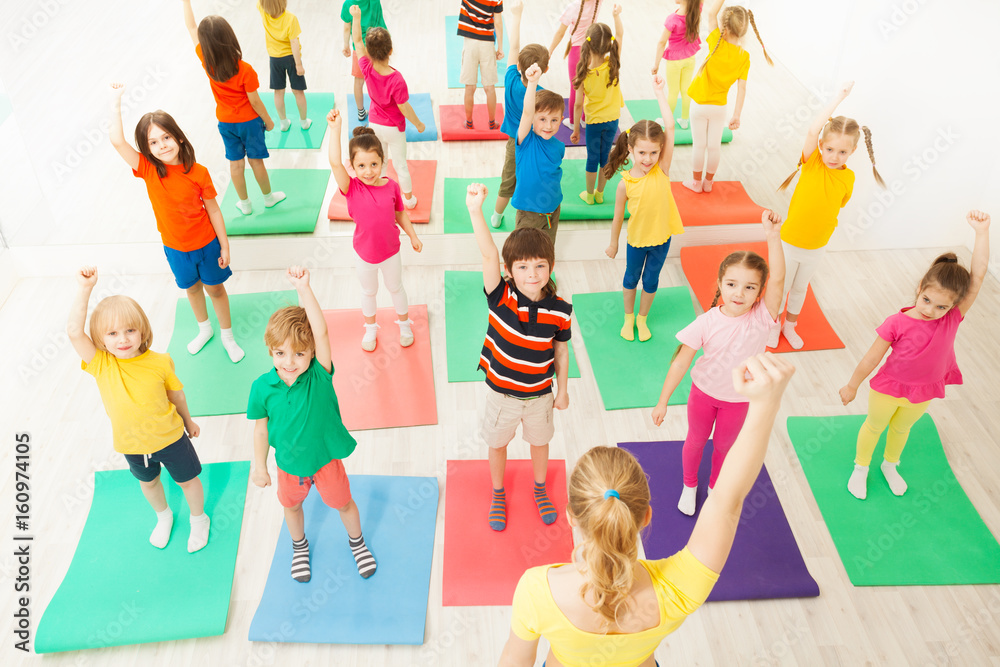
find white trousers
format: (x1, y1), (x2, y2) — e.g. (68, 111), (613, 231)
(371, 122), (412, 194)
(780, 241), (827, 315)
(689, 101), (728, 175)
(356, 252), (408, 318)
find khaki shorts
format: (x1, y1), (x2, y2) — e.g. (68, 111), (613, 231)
(461, 37), (498, 87)
(515, 205), (560, 245)
(499, 137), (517, 198)
(480, 387), (555, 448)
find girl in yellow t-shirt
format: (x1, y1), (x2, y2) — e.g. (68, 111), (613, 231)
(258, 0), (309, 131)
(683, 0), (772, 194)
(772, 82), (885, 349)
(603, 75), (684, 343)
(500, 353), (796, 667)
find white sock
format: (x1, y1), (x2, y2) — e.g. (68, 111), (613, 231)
(881, 460), (908, 496)
(782, 320), (804, 350)
(682, 179), (703, 194)
(678, 118), (689, 130)
(362, 322), (379, 351)
(263, 191), (287, 208)
(279, 118), (291, 131)
(702, 179), (714, 193)
(396, 319), (414, 347)
(150, 508), (173, 549)
(300, 117), (312, 130)
(677, 484), (697, 516)
(187, 319), (214, 355)
(490, 211), (504, 229)
(188, 513), (211, 553)
(235, 198), (253, 215)
(848, 464), (869, 500)
(220, 327), (245, 363)
(403, 194), (418, 209)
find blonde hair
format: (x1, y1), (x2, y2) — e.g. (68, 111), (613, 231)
(696, 6), (772, 78)
(264, 306), (315, 353)
(568, 446), (651, 626)
(778, 117), (886, 190)
(259, 0), (287, 17)
(89, 295), (153, 354)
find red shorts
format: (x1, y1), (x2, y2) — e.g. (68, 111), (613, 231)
(276, 458), (352, 509)
(351, 50), (362, 78)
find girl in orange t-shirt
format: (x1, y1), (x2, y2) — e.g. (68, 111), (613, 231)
(110, 83), (245, 363)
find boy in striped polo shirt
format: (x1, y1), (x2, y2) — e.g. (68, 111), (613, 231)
(466, 183), (572, 531)
(458, 0), (504, 129)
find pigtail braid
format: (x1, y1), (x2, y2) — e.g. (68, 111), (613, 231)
(862, 126), (886, 188)
(747, 10), (773, 66)
(565, 1), (587, 58)
(602, 130), (632, 180)
(710, 287), (722, 308)
(777, 156), (803, 192)
(694, 32), (724, 78)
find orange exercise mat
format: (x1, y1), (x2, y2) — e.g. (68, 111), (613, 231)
(439, 104), (508, 141)
(680, 242), (844, 352)
(324, 304), (438, 430)
(328, 160), (435, 224)
(671, 181), (763, 226)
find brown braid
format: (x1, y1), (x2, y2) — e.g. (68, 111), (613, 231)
(862, 126), (886, 188)
(564, 0), (599, 58)
(777, 156), (804, 192)
(694, 28), (724, 78)
(746, 10), (773, 66)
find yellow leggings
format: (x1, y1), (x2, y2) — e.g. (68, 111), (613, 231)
(854, 389), (931, 466)
(666, 56), (696, 120)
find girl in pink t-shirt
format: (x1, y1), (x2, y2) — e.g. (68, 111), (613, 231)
(327, 112), (423, 352)
(549, 0), (604, 129)
(840, 211), (991, 500)
(652, 211), (785, 515)
(652, 0), (702, 129)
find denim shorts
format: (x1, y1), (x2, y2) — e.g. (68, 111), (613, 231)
(218, 116), (269, 161)
(164, 237), (233, 289)
(270, 54), (307, 90)
(125, 433), (202, 484)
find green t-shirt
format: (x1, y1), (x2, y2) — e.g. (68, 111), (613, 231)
(247, 358), (357, 476)
(341, 0), (386, 45)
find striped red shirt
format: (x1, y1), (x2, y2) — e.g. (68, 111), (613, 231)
(458, 0), (503, 42)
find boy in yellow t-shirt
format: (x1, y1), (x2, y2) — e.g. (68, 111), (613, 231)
(258, 0), (310, 131)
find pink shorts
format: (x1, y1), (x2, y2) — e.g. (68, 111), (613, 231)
(276, 458), (352, 509)
(351, 50), (362, 78)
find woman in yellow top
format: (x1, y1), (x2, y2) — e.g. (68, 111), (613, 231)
(569, 4), (624, 205)
(499, 353), (796, 667)
(773, 82), (885, 349)
(603, 75), (683, 343)
(258, 0), (310, 131)
(683, 0), (771, 194)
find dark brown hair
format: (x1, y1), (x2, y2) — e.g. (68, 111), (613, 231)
(518, 44), (550, 83)
(134, 111), (196, 179)
(711, 251), (770, 307)
(264, 306), (315, 353)
(348, 126), (384, 164)
(683, 0), (702, 43)
(534, 90), (565, 115)
(602, 120), (666, 180)
(565, 0), (601, 58)
(918, 253), (971, 305)
(198, 15), (242, 82)
(778, 117), (886, 191)
(572, 23), (620, 90)
(366, 27), (392, 61)
(502, 228), (557, 298)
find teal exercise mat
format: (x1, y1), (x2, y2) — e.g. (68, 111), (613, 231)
(347, 93), (438, 142)
(444, 270), (580, 383)
(442, 177), (505, 234)
(573, 289), (699, 410)
(259, 92), (335, 149)
(36, 461), (250, 653)
(558, 158), (630, 221)
(445, 16), (509, 89)
(168, 290), (298, 417)
(624, 98), (733, 146)
(221, 169), (330, 235)
(787, 414), (1000, 586)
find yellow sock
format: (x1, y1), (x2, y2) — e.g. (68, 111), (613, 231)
(636, 315), (652, 342)
(579, 190), (595, 205)
(620, 313), (635, 341)
(594, 190), (604, 204)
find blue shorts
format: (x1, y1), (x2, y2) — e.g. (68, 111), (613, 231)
(623, 238), (672, 293)
(164, 237), (233, 289)
(218, 117), (269, 161)
(585, 119), (619, 172)
(125, 433), (202, 484)
(270, 54), (307, 91)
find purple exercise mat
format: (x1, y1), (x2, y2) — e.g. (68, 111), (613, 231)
(553, 98), (621, 147)
(620, 440), (819, 601)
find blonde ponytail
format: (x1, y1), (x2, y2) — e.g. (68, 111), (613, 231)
(862, 126), (886, 188)
(746, 10), (773, 66)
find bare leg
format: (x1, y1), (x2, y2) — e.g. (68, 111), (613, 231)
(638, 289), (656, 317)
(494, 195), (510, 216)
(247, 158), (272, 195)
(177, 477), (205, 516)
(186, 282), (209, 322)
(204, 283), (232, 329)
(585, 171), (597, 194)
(274, 89), (287, 120)
(464, 85), (476, 122)
(230, 159), (249, 200)
(529, 444), (549, 485)
(596, 168), (608, 193)
(786, 311), (800, 323)
(485, 85), (497, 121)
(284, 503), (305, 542)
(354, 76), (365, 112)
(623, 287), (638, 315)
(337, 499), (362, 539)
(139, 476), (168, 512)
(489, 444), (508, 490)
(292, 89), (308, 120)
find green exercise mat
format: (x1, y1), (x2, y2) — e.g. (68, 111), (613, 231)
(259, 92), (335, 149)
(558, 159), (629, 221)
(221, 169), (330, 235)
(624, 98), (733, 146)
(443, 177), (505, 234)
(168, 290), (297, 416)
(445, 270), (580, 382)
(787, 414), (1000, 586)
(36, 461), (250, 653)
(573, 289), (699, 410)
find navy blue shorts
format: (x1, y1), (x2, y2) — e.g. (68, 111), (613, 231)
(164, 237), (233, 289)
(218, 116), (269, 161)
(585, 119), (619, 172)
(270, 54), (307, 91)
(623, 238), (672, 293)
(125, 433), (202, 484)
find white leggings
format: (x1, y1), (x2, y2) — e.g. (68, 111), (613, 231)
(780, 241), (827, 315)
(371, 122), (412, 194)
(356, 252), (409, 318)
(689, 101), (728, 175)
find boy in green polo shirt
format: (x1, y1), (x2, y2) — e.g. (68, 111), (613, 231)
(248, 266), (376, 583)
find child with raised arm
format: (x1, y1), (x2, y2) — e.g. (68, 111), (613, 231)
(467, 183), (572, 531)
(549, 0), (604, 130)
(257, 0), (310, 132)
(68, 267), (210, 552)
(341, 0), (387, 122)
(182, 0), (286, 215)
(248, 266), (376, 583)
(458, 0), (504, 129)
(652, 0), (702, 130)
(109, 83), (244, 363)
(652, 211), (785, 516)
(840, 212), (990, 500)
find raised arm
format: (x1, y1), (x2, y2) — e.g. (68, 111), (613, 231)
(761, 210), (785, 319)
(286, 267), (331, 371)
(109, 83), (140, 170)
(67, 266), (98, 364)
(612, 4), (623, 43)
(350, 4), (366, 58)
(652, 74), (675, 173)
(803, 81), (854, 160)
(181, 0), (199, 45)
(605, 179), (628, 259)
(957, 210), (991, 317)
(705, 0), (725, 34)
(326, 110), (351, 194)
(651, 344), (697, 426)
(652, 26), (669, 74)
(517, 64), (542, 143)
(507, 0), (523, 67)
(466, 183), (502, 294)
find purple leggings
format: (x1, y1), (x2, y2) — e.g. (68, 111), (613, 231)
(681, 383), (750, 488)
(567, 45), (584, 124)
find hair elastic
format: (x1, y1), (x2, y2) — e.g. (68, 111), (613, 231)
(625, 128), (630, 135)
(942, 257), (958, 263)
(586, 36), (591, 41)
(610, 36), (615, 42)
(604, 489), (620, 500)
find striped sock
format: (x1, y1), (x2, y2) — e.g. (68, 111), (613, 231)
(534, 482), (557, 525)
(488, 488), (507, 531)
(291, 537), (311, 582)
(349, 534), (377, 579)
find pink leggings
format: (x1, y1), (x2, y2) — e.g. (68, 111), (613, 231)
(567, 45), (584, 124)
(681, 383), (750, 488)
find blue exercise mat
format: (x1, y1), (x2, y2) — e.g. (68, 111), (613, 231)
(348, 93), (438, 142)
(445, 16), (509, 89)
(248, 475), (438, 645)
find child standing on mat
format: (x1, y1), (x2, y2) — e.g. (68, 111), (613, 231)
(249, 266), (377, 583)
(684, 0), (772, 194)
(839, 211), (990, 500)
(652, 0), (702, 130)
(773, 82), (884, 349)
(458, 0), (504, 130)
(549, 0), (604, 130)
(467, 183), (572, 532)
(604, 75), (683, 343)
(327, 111), (423, 352)
(110, 83), (244, 363)
(570, 5), (624, 206)
(349, 4), (426, 209)
(341, 0), (387, 123)
(68, 267), (210, 553)
(501, 353), (796, 664)
(257, 0), (310, 132)
(182, 0), (286, 216)
(652, 211), (785, 516)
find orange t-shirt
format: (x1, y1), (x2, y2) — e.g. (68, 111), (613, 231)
(195, 43), (260, 123)
(133, 155), (218, 252)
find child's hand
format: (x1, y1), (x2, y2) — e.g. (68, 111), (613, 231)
(761, 209), (782, 234)
(416, 120), (426, 133)
(652, 74), (666, 92)
(327, 109), (342, 129)
(732, 353), (795, 403)
(77, 266), (98, 288)
(349, 4), (361, 18)
(838, 385), (857, 406)
(263, 117), (274, 132)
(218, 246), (230, 269)
(838, 81), (855, 99)
(524, 63), (542, 84)
(286, 265), (310, 287)
(252, 468), (272, 488)
(728, 115), (741, 130)
(466, 183), (488, 209)
(651, 403), (667, 426)
(612, 4), (623, 16)
(967, 209), (991, 231)
(605, 242), (618, 259)
(570, 129), (580, 144)
(185, 420), (201, 438)
(554, 391), (569, 410)
(496, 48), (504, 61)
(296, 63), (305, 76)
(343, 46), (351, 57)
(510, 0), (523, 16)
(410, 235), (423, 253)
(110, 82), (126, 99)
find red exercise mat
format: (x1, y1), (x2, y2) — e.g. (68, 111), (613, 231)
(328, 160), (436, 224)
(443, 459), (573, 606)
(324, 304), (438, 430)
(439, 104), (508, 141)
(680, 242), (845, 352)
(671, 181), (763, 226)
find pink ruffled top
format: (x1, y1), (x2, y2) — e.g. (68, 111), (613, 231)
(869, 306), (963, 403)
